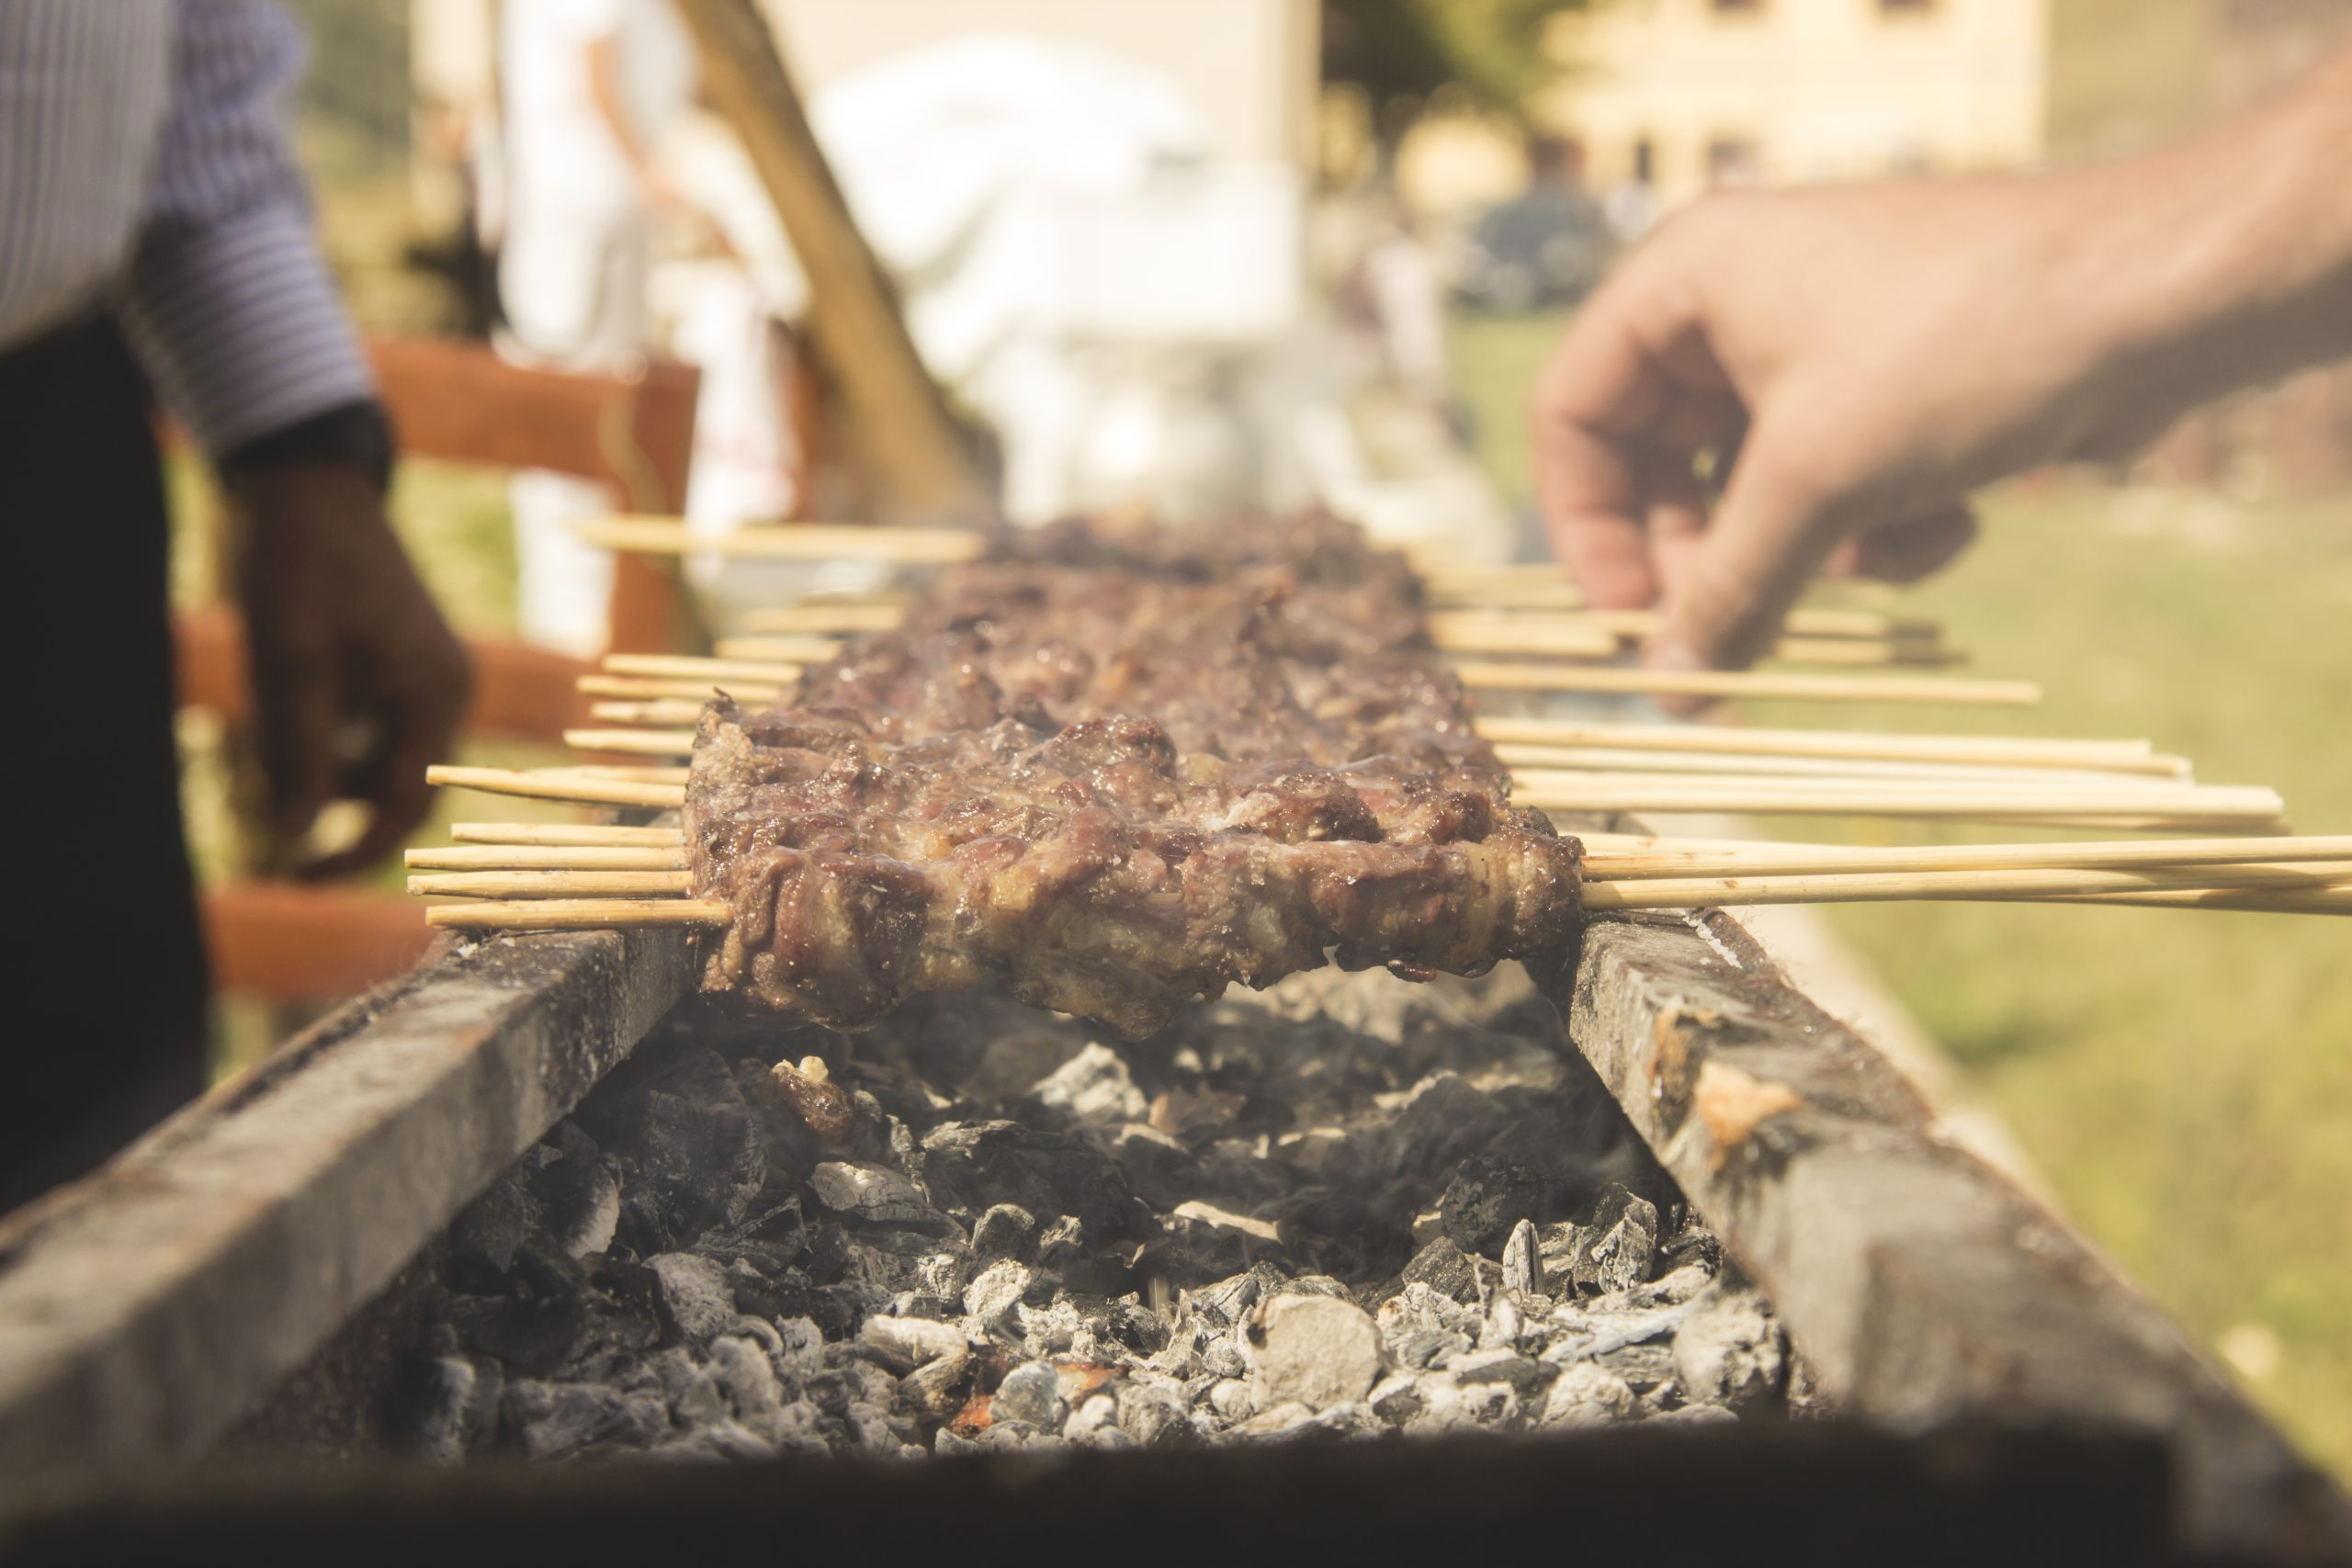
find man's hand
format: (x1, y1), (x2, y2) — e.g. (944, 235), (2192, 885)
(1531, 52), (2352, 672)
(232, 467), (471, 878)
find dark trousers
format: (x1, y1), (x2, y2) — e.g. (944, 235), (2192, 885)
(2, 317), (209, 1213)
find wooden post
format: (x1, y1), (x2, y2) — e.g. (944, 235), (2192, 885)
(672, 0), (994, 522)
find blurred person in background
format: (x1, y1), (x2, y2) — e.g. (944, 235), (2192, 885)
(1532, 50), (2352, 678)
(0, 1), (469, 1207)
(495, 0), (697, 657)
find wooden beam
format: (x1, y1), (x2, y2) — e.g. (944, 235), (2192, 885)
(0, 930), (695, 1465)
(672, 0), (992, 521)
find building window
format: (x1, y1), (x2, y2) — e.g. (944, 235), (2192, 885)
(1711, 0), (1764, 15)
(1878, 0), (1936, 14)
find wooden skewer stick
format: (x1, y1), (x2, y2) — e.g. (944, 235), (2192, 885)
(1766, 637), (1959, 670)
(712, 635), (843, 663)
(408, 846), (689, 871)
(567, 728), (701, 756)
(1580, 864), (2352, 912)
(1584, 834), (2352, 881)
(409, 871), (695, 897)
(580, 675), (790, 703)
(1493, 745), (2185, 788)
(1476, 719), (2179, 775)
(451, 822), (684, 847)
(1517, 771), (2281, 812)
(426, 765), (684, 809)
(1422, 615), (1620, 660)
(2052, 886), (2352, 915)
(1425, 613), (1950, 668)
(578, 516), (983, 564)
(1456, 603), (1937, 643)
(536, 765), (691, 784)
(604, 652), (808, 684)
(428, 898), (730, 930)
(590, 699), (713, 726)
(1453, 661), (2040, 706)
(1510, 772), (2283, 825)
(741, 603), (913, 634)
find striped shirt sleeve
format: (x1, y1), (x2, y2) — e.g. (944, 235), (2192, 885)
(0, 3), (172, 347)
(116, 0), (377, 459)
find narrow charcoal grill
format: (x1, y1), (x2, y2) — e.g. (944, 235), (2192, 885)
(4, 516), (2350, 1567)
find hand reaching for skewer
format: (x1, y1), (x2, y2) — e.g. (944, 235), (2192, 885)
(1532, 49), (2352, 678)
(232, 465), (472, 879)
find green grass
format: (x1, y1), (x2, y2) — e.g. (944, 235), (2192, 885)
(1452, 310), (2352, 1476)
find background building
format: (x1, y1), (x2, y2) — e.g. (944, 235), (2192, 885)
(1541, 0), (2052, 208)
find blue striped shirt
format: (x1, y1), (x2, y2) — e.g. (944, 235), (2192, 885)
(0, 0), (375, 457)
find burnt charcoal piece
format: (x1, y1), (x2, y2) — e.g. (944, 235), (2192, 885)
(1385, 1237), (1499, 1306)
(1438, 1156), (1547, 1258)
(920, 1122), (1148, 1240)
(447, 1173), (540, 1289)
(1550, 1185), (1663, 1298)
(584, 1049), (766, 1253)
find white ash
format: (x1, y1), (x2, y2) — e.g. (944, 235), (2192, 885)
(402, 964), (1793, 1461)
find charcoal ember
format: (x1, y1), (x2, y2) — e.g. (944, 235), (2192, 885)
(1030, 1043), (1148, 1125)
(858, 1314), (969, 1373)
(1539, 1360), (1638, 1427)
(1597, 1339), (1678, 1393)
(592, 1050), (766, 1250)
(655, 1421), (776, 1461)
(1033, 1214), (1087, 1269)
(503, 1379), (669, 1459)
(1108, 1123), (1198, 1204)
(1385, 1236), (1498, 1306)
(1671, 1284), (1786, 1414)
(520, 1126), (622, 1260)
(900, 1351), (975, 1420)
(650, 1253), (738, 1342)
(1438, 1156), (1546, 1258)
(708, 1333), (785, 1428)
(962, 1260), (1035, 1329)
(1500, 1218), (1539, 1296)
(1206, 1378), (1256, 1423)
(1385, 1072), (1510, 1175)
(807, 1161), (938, 1225)
(1065, 1392), (1129, 1447)
(1148, 1085), (1247, 1138)
(1114, 1379), (1194, 1447)
(1096, 1296), (1171, 1358)
(1246, 1294), (1383, 1411)
(1449, 1348), (1558, 1398)
(1261, 1189), (1409, 1280)
(1200, 1336), (1249, 1381)
(991, 1360), (1068, 1428)
(969, 1203), (1036, 1263)
(415, 1354), (501, 1463)
(647, 1346), (727, 1427)
(444, 1247), (599, 1378)
(407, 963), (1781, 1466)
(447, 1173), (540, 1286)
(697, 1197), (808, 1278)
(921, 1122), (1148, 1239)
(1545, 1185), (1661, 1298)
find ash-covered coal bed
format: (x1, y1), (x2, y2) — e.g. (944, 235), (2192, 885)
(407, 965), (1794, 1461)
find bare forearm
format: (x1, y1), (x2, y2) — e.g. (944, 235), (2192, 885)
(2092, 51), (2352, 412)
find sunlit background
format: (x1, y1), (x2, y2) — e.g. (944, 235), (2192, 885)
(244, 0), (2352, 1472)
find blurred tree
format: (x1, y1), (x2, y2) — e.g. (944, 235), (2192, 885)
(1323, 0), (1589, 129)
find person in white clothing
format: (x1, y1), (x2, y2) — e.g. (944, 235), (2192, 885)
(495, 0), (695, 656)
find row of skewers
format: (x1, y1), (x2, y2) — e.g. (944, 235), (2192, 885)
(404, 518), (2352, 932)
